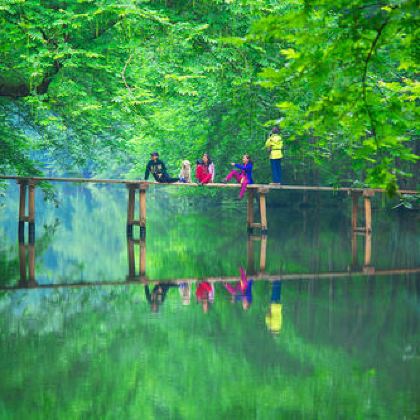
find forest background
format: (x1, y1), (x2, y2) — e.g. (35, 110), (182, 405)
(0, 0), (418, 194)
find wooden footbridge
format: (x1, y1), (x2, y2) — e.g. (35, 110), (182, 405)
(1, 175), (418, 243)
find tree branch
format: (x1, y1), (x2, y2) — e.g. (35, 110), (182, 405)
(0, 12), (123, 99)
(362, 18), (390, 143)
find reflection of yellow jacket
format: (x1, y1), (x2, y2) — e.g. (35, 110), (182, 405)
(265, 303), (282, 334)
(265, 134), (283, 159)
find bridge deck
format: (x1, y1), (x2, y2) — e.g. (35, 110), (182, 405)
(0, 175), (418, 194)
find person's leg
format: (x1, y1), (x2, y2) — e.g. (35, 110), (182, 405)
(226, 170), (241, 182)
(270, 159), (277, 183)
(160, 176), (179, 183)
(202, 173), (212, 184)
(271, 281), (282, 303)
(271, 159), (280, 183)
(239, 176), (248, 199)
(278, 159), (282, 184)
(166, 177), (179, 183)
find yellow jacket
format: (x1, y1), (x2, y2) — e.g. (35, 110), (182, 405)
(265, 134), (283, 159)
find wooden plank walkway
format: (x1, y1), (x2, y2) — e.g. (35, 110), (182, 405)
(0, 175), (418, 194)
(1, 175), (418, 240)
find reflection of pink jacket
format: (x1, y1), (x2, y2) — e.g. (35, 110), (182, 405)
(225, 267), (249, 295)
(196, 281), (215, 301)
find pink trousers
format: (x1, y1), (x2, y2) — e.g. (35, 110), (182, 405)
(226, 170), (248, 199)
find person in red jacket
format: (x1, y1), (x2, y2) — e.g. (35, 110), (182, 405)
(196, 281), (214, 313)
(195, 153), (215, 184)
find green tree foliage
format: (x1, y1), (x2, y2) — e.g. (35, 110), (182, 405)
(0, 0), (418, 191)
(251, 0), (419, 192)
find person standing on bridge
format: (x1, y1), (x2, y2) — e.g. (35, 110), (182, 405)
(223, 154), (254, 199)
(145, 152), (179, 183)
(265, 126), (283, 184)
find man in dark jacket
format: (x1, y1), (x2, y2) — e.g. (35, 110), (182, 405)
(144, 152), (179, 183)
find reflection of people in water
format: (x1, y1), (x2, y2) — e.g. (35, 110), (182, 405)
(224, 267), (253, 311)
(145, 282), (177, 312)
(178, 282), (191, 305)
(196, 281), (214, 313)
(265, 281), (282, 334)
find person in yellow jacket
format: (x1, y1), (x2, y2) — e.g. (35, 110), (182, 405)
(265, 281), (283, 334)
(265, 126), (283, 184)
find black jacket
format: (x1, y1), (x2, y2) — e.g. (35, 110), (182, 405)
(145, 159), (167, 181)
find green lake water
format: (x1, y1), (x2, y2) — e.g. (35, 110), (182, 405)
(0, 182), (419, 419)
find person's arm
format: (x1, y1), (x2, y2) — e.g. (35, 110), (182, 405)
(265, 137), (272, 150)
(234, 163), (245, 170)
(144, 162), (151, 180)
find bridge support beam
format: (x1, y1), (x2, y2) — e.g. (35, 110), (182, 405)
(259, 188), (269, 234)
(247, 188), (269, 235)
(126, 237), (147, 282)
(17, 179), (36, 244)
(126, 183), (148, 239)
(351, 189), (374, 234)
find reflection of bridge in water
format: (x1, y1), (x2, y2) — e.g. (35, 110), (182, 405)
(5, 226), (419, 291)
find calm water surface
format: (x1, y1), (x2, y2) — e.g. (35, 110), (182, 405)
(0, 182), (419, 419)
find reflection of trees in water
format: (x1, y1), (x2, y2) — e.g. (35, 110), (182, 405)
(0, 220), (59, 286)
(0, 275), (417, 419)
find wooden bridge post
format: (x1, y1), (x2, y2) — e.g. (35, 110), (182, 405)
(246, 235), (255, 275)
(18, 242), (27, 282)
(351, 232), (358, 268)
(28, 243), (35, 283)
(17, 179), (36, 243)
(18, 180), (27, 242)
(139, 238), (146, 278)
(127, 237), (135, 278)
(139, 184), (148, 239)
(247, 190), (255, 233)
(28, 181), (36, 244)
(259, 188), (269, 234)
(351, 191), (361, 232)
(126, 185), (136, 238)
(260, 234), (267, 272)
(364, 233), (372, 267)
(363, 190), (374, 233)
